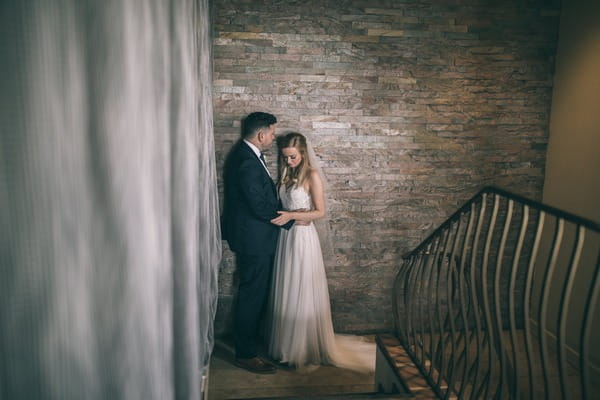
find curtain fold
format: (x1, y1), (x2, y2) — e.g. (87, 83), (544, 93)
(0, 0), (220, 398)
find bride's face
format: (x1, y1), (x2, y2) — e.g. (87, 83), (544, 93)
(282, 147), (302, 168)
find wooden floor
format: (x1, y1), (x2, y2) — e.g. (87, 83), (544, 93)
(206, 336), (377, 400)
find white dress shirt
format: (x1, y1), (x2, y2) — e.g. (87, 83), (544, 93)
(243, 139), (271, 177)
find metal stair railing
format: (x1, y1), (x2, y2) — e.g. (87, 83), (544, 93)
(392, 186), (600, 399)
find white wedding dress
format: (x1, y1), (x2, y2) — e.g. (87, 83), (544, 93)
(268, 185), (375, 373)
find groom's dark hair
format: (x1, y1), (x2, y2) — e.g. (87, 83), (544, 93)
(241, 112), (277, 139)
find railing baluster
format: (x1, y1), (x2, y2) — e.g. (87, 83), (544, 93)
(508, 203), (529, 400)
(398, 257), (412, 342)
(432, 226), (451, 387)
(407, 254), (421, 352)
(480, 193), (500, 400)
(405, 256), (420, 347)
(538, 218), (565, 399)
(580, 251), (600, 400)
(395, 256), (415, 344)
(404, 253), (420, 349)
(457, 205), (476, 398)
(557, 225), (585, 400)
(442, 220), (462, 399)
(493, 197), (514, 398)
(402, 257), (413, 347)
(408, 253), (426, 357)
(419, 242), (435, 364)
(524, 210), (545, 400)
(469, 194), (487, 400)
(425, 236), (443, 381)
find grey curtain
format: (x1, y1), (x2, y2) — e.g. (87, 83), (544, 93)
(0, 0), (220, 398)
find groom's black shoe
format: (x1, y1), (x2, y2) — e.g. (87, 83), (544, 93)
(234, 357), (277, 374)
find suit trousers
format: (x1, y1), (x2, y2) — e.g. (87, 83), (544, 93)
(234, 252), (274, 359)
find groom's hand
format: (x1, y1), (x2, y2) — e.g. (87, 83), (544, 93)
(270, 211), (293, 226)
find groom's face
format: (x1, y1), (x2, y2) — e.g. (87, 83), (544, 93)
(257, 124), (276, 150)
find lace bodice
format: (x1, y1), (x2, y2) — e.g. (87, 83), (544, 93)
(279, 185), (312, 211)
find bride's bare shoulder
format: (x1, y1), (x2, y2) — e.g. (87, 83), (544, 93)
(308, 167), (321, 180)
(307, 168), (323, 191)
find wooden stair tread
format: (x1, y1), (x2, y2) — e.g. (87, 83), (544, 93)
(376, 334), (457, 399)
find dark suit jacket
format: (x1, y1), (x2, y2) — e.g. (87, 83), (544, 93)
(222, 141), (286, 255)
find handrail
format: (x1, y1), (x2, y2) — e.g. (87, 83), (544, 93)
(404, 186), (600, 259)
(393, 186), (600, 399)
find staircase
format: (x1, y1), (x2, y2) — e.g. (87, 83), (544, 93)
(388, 186), (600, 399)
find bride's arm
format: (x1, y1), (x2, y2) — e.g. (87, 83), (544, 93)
(270, 169), (325, 226)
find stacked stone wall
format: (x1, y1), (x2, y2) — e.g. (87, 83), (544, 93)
(212, 0), (560, 333)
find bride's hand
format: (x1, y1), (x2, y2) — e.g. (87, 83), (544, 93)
(271, 211), (293, 226)
(293, 208), (311, 225)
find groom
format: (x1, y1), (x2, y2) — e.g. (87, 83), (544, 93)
(222, 111), (292, 374)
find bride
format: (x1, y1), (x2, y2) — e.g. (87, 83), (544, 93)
(269, 132), (375, 373)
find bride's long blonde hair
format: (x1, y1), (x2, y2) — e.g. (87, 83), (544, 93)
(277, 132), (312, 189)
